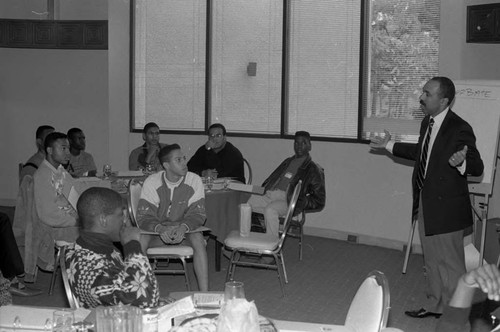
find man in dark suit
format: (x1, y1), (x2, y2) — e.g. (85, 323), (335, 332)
(370, 77), (484, 318)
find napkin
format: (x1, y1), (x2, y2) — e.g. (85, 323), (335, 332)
(216, 299), (259, 332)
(239, 204), (252, 237)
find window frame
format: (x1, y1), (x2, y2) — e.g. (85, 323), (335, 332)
(129, 0), (371, 143)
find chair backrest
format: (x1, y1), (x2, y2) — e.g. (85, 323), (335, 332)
(15, 175), (39, 282)
(18, 163), (23, 184)
(59, 244), (79, 309)
(127, 178), (143, 227)
(345, 270), (390, 332)
(243, 158), (252, 184)
(277, 180), (302, 249)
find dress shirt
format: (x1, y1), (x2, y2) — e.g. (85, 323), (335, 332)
(386, 107), (466, 174)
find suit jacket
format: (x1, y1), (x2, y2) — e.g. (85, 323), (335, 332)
(393, 110), (484, 236)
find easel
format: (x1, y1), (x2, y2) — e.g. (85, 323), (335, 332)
(402, 184), (492, 274)
(402, 80), (500, 274)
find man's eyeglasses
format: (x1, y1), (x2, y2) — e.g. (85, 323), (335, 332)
(208, 134), (223, 139)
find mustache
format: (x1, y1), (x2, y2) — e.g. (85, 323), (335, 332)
(420, 100), (426, 106)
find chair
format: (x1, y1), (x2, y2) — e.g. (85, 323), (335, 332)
(18, 162), (23, 185)
(273, 270), (390, 331)
(14, 175), (39, 283)
(59, 244), (79, 309)
(285, 207), (323, 260)
(127, 178), (194, 290)
(49, 240), (72, 295)
(284, 163), (325, 260)
(224, 180), (302, 297)
(243, 158), (252, 184)
(344, 270), (390, 332)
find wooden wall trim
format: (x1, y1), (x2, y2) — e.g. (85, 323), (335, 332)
(0, 19), (108, 50)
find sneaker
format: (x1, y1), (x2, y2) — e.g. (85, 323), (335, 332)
(9, 281), (43, 297)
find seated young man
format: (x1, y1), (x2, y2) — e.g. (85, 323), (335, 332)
(66, 127), (97, 177)
(0, 212), (42, 297)
(187, 123), (245, 183)
(33, 132), (79, 272)
(247, 131), (325, 239)
(65, 187), (159, 308)
(137, 144), (208, 291)
(436, 263), (500, 332)
(19, 125), (54, 183)
(129, 122), (166, 172)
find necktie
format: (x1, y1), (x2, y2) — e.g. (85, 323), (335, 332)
(415, 118), (434, 190)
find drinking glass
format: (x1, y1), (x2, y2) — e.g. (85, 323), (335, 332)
(103, 164), (112, 179)
(223, 178), (230, 190)
(145, 164), (155, 174)
(95, 305), (142, 332)
(52, 309), (74, 332)
(206, 176), (213, 192)
(12, 316), (21, 329)
(224, 281), (245, 302)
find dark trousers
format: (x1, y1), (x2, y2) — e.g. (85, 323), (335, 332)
(418, 202), (466, 313)
(0, 212), (24, 279)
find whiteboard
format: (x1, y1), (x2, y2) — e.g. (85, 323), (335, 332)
(452, 80), (500, 195)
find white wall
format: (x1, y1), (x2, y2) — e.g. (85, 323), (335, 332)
(2, 0), (500, 252)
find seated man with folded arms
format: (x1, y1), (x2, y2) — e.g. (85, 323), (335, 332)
(66, 127), (97, 177)
(129, 122), (167, 172)
(247, 131), (326, 239)
(0, 212), (42, 297)
(65, 187), (159, 308)
(137, 144), (209, 291)
(187, 123), (245, 183)
(19, 125), (54, 182)
(33, 132), (79, 266)
(436, 263), (500, 332)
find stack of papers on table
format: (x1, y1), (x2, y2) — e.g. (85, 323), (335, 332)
(116, 170), (145, 177)
(227, 182), (265, 195)
(0, 305), (90, 330)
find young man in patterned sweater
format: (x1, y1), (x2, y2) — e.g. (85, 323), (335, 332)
(65, 187), (159, 308)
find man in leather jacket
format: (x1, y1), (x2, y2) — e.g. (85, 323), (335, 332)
(248, 131), (326, 238)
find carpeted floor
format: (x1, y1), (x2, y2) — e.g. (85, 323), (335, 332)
(2, 205), (492, 331)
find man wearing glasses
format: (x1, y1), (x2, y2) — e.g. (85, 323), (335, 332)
(188, 123), (245, 183)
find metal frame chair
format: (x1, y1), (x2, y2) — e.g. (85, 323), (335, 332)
(48, 240), (72, 295)
(284, 163), (325, 260)
(224, 180), (302, 297)
(59, 244), (79, 309)
(243, 158), (252, 184)
(345, 270), (390, 332)
(127, 178), (193, 290)
(285, 208), (323, 260)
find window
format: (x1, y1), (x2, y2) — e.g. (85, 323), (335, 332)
(132, 0), (206, 131)
(131, 0), (440, 141)
(363, 0), (440, 142)
(288, 0), (360, 139)
(211, 0), (283, 134)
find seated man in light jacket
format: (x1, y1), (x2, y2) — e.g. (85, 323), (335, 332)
(33, 132), (79, 270)
(137, 144), (208, 291)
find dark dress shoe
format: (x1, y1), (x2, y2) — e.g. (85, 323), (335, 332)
(405, 308), (442, 319)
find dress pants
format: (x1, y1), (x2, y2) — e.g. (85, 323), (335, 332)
(247, 190), (288, 238)
(0, 212), (24, 279)
(417, 201), (466, 313)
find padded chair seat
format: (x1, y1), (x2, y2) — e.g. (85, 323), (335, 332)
(147, 245), (193, 256)
(55, 240), (72, 247)
(224, 230), (279, 251)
